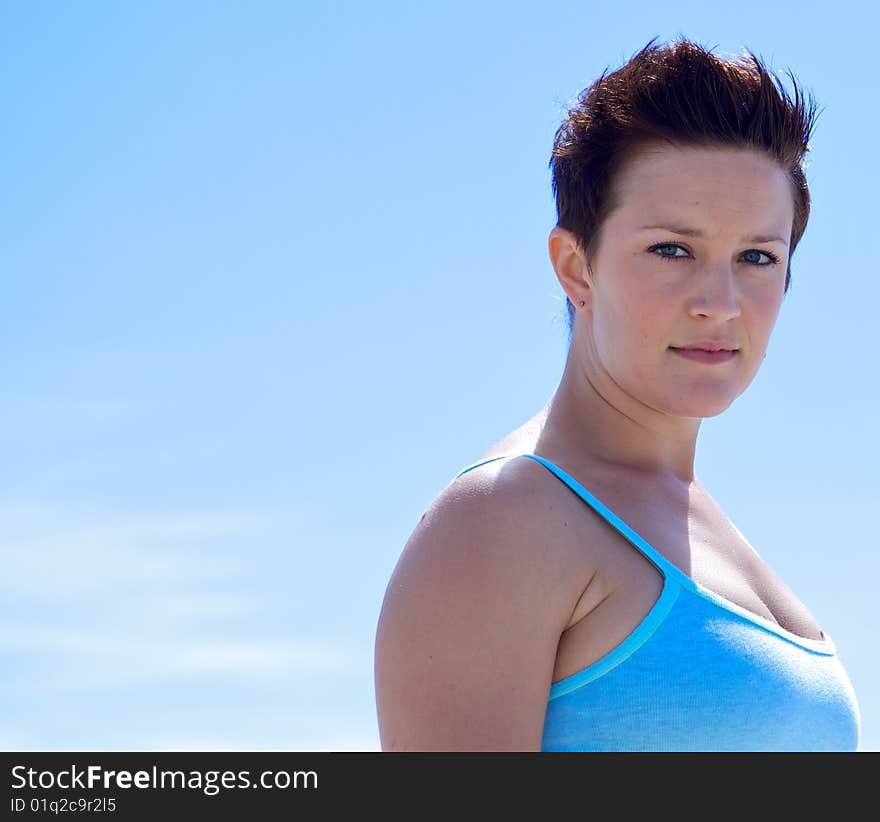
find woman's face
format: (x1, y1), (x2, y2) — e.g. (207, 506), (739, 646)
(567, 142), (794, 419)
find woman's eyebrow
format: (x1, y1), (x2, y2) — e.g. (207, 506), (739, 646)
(638, 223), (788, 246)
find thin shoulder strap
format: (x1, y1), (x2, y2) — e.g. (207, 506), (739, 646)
(520, 453), (686, 584)
(452, 454), (519, 480)
(454, 452), (685, 584)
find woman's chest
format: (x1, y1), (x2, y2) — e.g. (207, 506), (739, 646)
(551, 478), (826, 684)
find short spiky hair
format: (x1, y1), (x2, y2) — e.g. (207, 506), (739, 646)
(550, 35), (822, 345)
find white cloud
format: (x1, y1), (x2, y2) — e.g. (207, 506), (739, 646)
(0, 499), (359, 698)
(0, 501), (293, 600)
(0, 729), (33, 751)
(137, 718), (382, 752)
(139, 592), (266, 624)
(0, 624), (365, 693)
(139, 733), (381, 752)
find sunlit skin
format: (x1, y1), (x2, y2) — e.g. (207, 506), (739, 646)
(537, 142), (794, 486)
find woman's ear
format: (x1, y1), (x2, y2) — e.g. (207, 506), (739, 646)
(548, 226), (592, 311)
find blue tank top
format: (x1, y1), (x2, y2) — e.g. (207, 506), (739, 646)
(453, 453), (861, 751)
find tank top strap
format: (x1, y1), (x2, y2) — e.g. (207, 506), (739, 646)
(519, 453), (687, 585)
(451, 453), (682, 582)
(451, 454), (521, 481)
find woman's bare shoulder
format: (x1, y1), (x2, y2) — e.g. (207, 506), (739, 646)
(410, 453), (587, 595)
(374, 454), (596, 750)
(431, 449), (608, 560)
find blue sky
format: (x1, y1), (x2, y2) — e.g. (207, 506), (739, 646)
(1, 1), (877, 751)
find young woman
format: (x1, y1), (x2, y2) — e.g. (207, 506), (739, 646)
(373, 36), (861, 751)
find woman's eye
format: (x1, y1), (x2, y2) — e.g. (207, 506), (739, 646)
(742, 249), (778, 265)
(649, 243), (689, 260)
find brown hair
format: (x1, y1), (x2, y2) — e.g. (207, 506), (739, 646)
(549, 35), (822, 345)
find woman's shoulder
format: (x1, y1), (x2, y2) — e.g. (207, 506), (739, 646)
(407, 449), (604, 606)
(375, 451), (599, 749)
(422, 451), (566, 559)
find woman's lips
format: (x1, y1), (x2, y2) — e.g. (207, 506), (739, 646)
(670, 347), (737, 364)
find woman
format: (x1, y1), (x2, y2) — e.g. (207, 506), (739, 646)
(373, 36), (861, 751)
